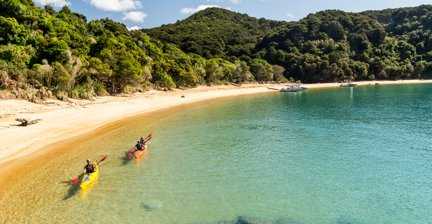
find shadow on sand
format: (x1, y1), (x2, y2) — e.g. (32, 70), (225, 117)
(120, 151), (134, 166)
(62, 181), (80, 200)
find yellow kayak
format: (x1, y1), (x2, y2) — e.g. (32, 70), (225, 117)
(80, 161), (99, 189)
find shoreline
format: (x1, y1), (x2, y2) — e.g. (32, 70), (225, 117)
(0, 84), (275, 166)
(0, 79), (431, 169)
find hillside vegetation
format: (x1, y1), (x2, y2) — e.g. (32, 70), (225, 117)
(1, 1), (432, 100)
(145, 8), (286, 59)
(148, 6), (432, 83)
(0, 1), (273, 101)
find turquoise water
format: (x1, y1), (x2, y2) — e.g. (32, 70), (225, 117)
(1, 84), (432, 223)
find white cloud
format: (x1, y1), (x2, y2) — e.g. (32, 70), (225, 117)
(123, 11), (147, 23)
(89, 0), (142, 12)
(128, 26), (141, 31)
(181, 4), (222, 15)
(229, 0), (240, 4)
(286, 13), (295, 21)
(34, 0), (70, 7)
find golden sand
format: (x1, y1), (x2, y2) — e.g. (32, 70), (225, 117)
(1, 80), (431, 196)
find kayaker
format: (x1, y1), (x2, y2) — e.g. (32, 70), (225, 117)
(139, 137), (146, 145)
(83, 159), (95, 174)
(135, 141), (144, 151)
(139, 137), (148, 150)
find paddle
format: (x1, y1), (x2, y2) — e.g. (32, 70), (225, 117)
(127, 133), (152, 159)
(70, 155), (108, 184)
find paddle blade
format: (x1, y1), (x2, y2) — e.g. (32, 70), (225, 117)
(71, 177), (79, 184)
(99, 155), (108, 163)
(127, 147), (135, 158)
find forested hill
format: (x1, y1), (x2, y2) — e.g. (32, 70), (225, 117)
(144, 8), (287, 59)
(0, 1), (272, 101)
(148, 5), (432, 83)
(1, 1), (432, 101)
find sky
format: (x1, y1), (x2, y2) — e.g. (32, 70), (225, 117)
(33, 0), (432, 30)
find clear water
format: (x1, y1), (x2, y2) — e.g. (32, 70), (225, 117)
(1, 84), (432, 223)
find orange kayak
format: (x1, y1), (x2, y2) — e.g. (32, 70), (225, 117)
(128, 146), (148, 159)
(134, 149), (147, 159)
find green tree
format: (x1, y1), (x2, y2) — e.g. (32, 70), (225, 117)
(39, 37), (70, 64)
(249, 58), (273, 82)
(0, 16), (29, 45)
(52, 62), (72, 91)
(0, 44), (35, 66)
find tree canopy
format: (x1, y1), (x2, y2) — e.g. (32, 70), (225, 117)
(1, 2), (432, 100)
(148, 6), (432, 83)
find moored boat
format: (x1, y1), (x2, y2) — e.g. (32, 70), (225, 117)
(340, 83), (357, 87)
(280, 85), (307, 92)
(267, 87), (280, 91)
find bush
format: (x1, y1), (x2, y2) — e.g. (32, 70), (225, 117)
(94, 82), (109, 96)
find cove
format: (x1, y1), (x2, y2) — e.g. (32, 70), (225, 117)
(1, 84), (432, 223)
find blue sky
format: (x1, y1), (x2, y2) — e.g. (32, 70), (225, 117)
(34, 0), (432, 29)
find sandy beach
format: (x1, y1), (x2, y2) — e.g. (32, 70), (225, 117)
(0, 80), (431, 169)
(0, 84), (269, 166)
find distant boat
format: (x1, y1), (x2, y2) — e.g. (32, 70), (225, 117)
(267, 87), (280, 91)
(280, 85), (307, 92)
(340, 83), (357, 87)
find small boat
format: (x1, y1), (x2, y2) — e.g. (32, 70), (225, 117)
(127, 133), (152, 160)
(127, 146), (148, 159)
(280, 85), (307, 92)
(80, 161), (99, 189)
(267, 87), (280, 91)
(340, 83), (357, 87)
(134, 148), (148, 159)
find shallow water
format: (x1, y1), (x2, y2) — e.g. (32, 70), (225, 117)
(1, 84), (432, 223)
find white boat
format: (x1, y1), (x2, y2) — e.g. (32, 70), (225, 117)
(340, 83), (357, 87)
(280, 85), (307, 92)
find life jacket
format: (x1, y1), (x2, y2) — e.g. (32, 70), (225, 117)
(84, 164), (94, 173)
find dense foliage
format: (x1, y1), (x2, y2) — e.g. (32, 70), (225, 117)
(254, 7), (432, 82)
(1, 1), (432, 100)
(0, 1), (279, 100)
(145, 8), (286, 59)
(148, 6), (432, 83)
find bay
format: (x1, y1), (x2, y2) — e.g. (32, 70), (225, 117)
(1, 84), (432, 223)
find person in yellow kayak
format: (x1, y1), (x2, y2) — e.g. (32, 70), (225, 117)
(83, 159), (95, 174)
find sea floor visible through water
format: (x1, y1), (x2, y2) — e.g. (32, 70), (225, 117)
(1, 84), (432, 223)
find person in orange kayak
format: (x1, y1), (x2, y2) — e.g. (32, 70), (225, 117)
(135, 141), (143, 151)
(83, 159), (95, 174)
(139, 136), (148, 150)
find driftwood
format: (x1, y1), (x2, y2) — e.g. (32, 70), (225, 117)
(15, 118), (42, 126)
